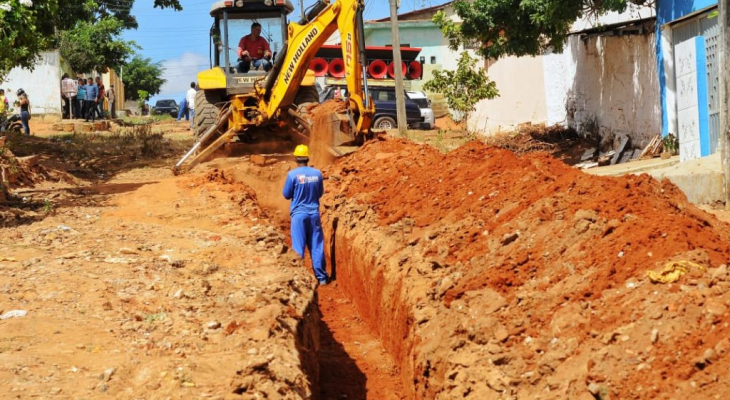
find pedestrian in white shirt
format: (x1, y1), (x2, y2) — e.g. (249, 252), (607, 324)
(186, 82), (196, 130)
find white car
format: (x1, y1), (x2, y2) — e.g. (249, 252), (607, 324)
(406, 91), (435, 130)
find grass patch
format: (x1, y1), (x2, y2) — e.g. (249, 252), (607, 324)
(120, 114), (174, 126)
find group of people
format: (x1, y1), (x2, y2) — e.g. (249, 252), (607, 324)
(0, 88), (31, 135)
(62, 74), (115, 122)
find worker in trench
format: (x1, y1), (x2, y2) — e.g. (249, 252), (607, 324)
(282, 145), (330, 286)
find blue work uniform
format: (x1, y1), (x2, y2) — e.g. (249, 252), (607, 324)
(282, 166), (328, 283)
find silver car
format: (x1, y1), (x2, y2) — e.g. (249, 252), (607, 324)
(406, 91), (435, 130)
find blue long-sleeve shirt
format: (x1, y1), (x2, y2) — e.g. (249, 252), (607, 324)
(282, 166), (324, 216)
(85, 84), (98, 101)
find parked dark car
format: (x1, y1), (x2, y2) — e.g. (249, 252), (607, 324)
(320, 85), (425, 130)
(152, 99), (179, 117)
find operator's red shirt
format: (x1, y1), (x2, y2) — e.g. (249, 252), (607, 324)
(238, 34), (271, 59)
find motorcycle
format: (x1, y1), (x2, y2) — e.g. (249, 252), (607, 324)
(0, 113), (22, 134)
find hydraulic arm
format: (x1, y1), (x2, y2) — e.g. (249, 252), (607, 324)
(260, 0), (373, 134)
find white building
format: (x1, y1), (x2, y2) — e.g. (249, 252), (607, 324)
(367, 2), (661, 150)
(1, 50), (72, 118)
(469, 5), (660, 149)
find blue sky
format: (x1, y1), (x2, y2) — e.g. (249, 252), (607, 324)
(123, 0), (435, 104)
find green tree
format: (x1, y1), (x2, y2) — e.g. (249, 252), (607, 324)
(0, 0), (181, 78)
(59, 17), (139, 74)
(424, 52), (499, 126)
(123, 56), (166, 100)
(434, 0), (638, 59)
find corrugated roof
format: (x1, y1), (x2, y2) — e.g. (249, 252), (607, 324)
(369, 0), (454, 22)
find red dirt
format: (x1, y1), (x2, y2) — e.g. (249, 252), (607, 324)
(331, 138), (730, 301)
(306, 101), (346, 168)
(322, 136), (730, 399)
(199, 156), (407, 400)
(434, 115), (463, 131)
(318, 283), (406, 400)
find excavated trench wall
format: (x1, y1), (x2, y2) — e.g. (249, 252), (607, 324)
(323, 201), (423, 398)
(319, 137), (730, 400)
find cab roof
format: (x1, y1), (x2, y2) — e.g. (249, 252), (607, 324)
(210, 0), (295, 16)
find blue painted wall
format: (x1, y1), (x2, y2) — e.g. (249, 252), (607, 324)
(656, 0), (717, 136)
(695, 36), (711, 156)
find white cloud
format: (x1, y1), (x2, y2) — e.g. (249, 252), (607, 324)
(157, 52), (209, 100)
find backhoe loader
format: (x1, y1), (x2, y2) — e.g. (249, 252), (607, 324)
(173, 0), (374, 175)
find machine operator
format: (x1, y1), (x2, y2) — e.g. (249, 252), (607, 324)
(237, 22), (273, 73)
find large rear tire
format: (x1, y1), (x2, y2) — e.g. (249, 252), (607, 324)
(291, 85), (320, 139)
(194, 90), (225, 140)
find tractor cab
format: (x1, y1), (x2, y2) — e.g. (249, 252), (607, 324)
(208, 0), (294, 95)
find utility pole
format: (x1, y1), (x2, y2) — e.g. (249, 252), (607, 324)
(389, 0), (407, 136)
(721, 0), (730, 209)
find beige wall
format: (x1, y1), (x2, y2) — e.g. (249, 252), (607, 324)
(468, 55), (548, 134)
(102, 69), (125, 116)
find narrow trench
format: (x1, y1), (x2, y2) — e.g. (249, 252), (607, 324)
(233, 165), (405, 400)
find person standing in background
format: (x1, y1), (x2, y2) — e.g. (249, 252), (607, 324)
(84, 77), (98, 122)
(0, 89), (8, 115)
(61, 73), (70, 119)
(108, 84), (116, 119)
(95, 77), (106, 119)
(15, 89), (31, 135)
(75, 79), (86, 119)
(177, 97), (188, 122)
(186, 82), (196, 130)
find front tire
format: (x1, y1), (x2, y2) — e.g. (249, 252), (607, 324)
(194, 90), (225, 140)
(373, 116), (396, 130)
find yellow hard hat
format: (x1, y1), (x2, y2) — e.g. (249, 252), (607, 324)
(293, 144), (309, 158)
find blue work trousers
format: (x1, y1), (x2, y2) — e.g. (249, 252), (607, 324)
(238, 58), (272, 73)
(20, 111), (30, 135)
(291, 213), (327, 282)
(177, 99), (188, 121)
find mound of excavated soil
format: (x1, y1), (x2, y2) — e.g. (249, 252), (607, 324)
(322, 137), (730, 399)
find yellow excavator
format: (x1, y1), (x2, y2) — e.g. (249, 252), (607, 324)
(173, 0), (374, 174)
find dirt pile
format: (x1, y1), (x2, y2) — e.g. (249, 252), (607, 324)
(1, 145), (60, 196)
(0, 143), (74, 225)
(322, 137), (730, 399)
(0, 168), (320, 399)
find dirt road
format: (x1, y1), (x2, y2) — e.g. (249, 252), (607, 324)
(0, 131), (404, 399)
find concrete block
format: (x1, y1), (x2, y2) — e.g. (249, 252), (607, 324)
(648, 153), (724, 204)
(654, 171), (724, 204)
